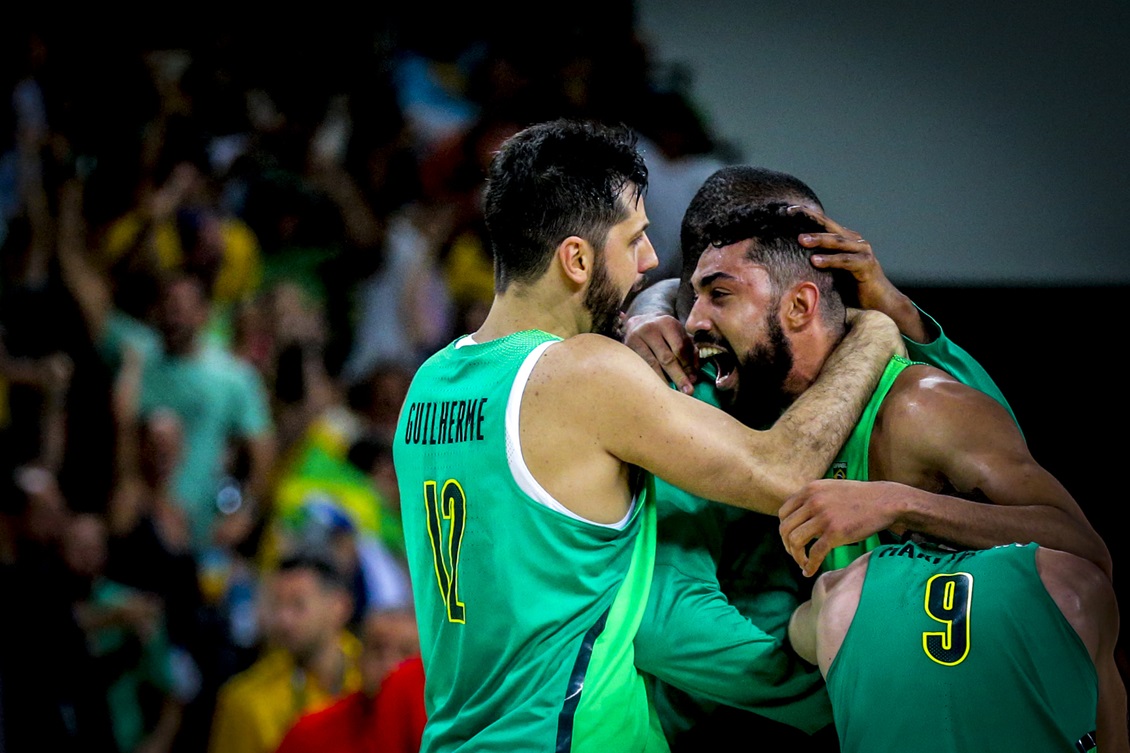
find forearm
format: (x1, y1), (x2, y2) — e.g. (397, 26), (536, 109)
(308, 164), (383, 249)
(56, 181), (110, 341)
(142, 698), (184, 753)
(635, 565), (831, 732)
(872, 289), (928, 343)
(894, 484), (1112, 577)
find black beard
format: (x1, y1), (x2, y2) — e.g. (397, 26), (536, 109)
(584, 251), (624, 339)
(727, 314), (795, 429)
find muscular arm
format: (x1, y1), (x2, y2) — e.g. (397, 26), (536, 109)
(524, 308), (901, 519)
(779, 368), (1111, 577)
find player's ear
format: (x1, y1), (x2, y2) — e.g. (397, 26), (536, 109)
(557, 236), (594, 287)
(783, 281), (820, 331)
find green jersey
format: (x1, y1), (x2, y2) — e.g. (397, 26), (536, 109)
(636, 371), (831, 745)
(394, 330), (665, 753)
(640, 313), (1020, 747)
(831, 541), (1097, 752)
(821, 355), (914, 571)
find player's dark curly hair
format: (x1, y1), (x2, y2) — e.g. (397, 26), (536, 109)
(699, 201), (848, 325)
(675, 165), (825, 320)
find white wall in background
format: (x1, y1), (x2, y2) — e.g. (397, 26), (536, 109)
(635, 0), (1130, 285)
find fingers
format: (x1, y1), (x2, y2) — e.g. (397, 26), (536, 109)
(785, 205), (871, 262)
(800, 539), (832, 578)
(800, 233), (870, 258)
(785, 204), (853, 237)
(623, 315), (699, 394)
(657, 323), (698, 394)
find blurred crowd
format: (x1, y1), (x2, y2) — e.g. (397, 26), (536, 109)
(0, 8), (738, 753)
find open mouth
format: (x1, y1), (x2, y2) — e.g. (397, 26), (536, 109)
(696, 343), (739, 391)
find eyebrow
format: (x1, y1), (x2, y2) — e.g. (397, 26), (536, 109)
(693, 271), (736, 290)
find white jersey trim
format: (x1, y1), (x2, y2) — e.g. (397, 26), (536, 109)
(505, 339), (635, 530)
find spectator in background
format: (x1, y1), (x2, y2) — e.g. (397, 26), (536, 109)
(208, 550), (362, 753)
(57, 187), (276, 555)
(62, 511), (190, 753)
(98, 159), (264, 342)
(0, 467), (118, 753)
(274, 498), (411, 630)
(275, 606), (423, 753)
(346, 431), (404, 559)
(346, 361), (415, 444)
(0, 14), (783, 753)
(103, 344), (215, 724)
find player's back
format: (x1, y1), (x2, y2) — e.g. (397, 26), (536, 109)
(393, 330), (662, 752)
(828, 540), (1097, 753)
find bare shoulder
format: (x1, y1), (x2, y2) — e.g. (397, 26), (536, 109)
(530, 333), (669, 389)
(885, 363), (1007, 416)
(814, 551), (872, 606)
(1035, 547), (1112, 602)
(1035, 546), (1117, 658)
(879, 363), (1018, 445)
(813, 552), (873, 673)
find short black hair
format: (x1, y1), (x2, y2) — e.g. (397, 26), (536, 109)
(677, 165), (823, 319)
(681, 165), (822, 283)
(697, 202), (848, 324)
(277, 549), (351, 592)
(483, 118), (648, 292)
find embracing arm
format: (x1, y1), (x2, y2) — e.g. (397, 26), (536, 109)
(635, 560), (831, 732)
(541, 308), (901, 514)
(779, 371), (1111, 577)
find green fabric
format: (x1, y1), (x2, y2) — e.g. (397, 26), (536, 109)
(260, 246), (338, 304)
(573, 488), (669, 753)
(820, 355), (914, 572)
(87, 578), (175, 753)
(639, 367), (832, 740)
(829, 541), (1096, 752)
(139, 347), (270, 549)
(644, 313), (1025, 744)
(393, 330), (657, 752)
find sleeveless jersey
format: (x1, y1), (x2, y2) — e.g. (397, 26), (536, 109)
(821, 355), (914, 571)
(393, 330), (664, 753)
(829, 541), (1098, 752)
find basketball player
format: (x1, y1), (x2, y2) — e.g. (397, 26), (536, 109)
(788, 538), (1127, 752)
(392, 119), (902, 752)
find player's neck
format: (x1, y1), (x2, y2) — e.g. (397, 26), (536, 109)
(787, 327), (840, 395)
(474, 287), (584, 342)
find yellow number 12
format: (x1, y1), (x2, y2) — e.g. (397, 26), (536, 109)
(424, 479), (467, 623)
